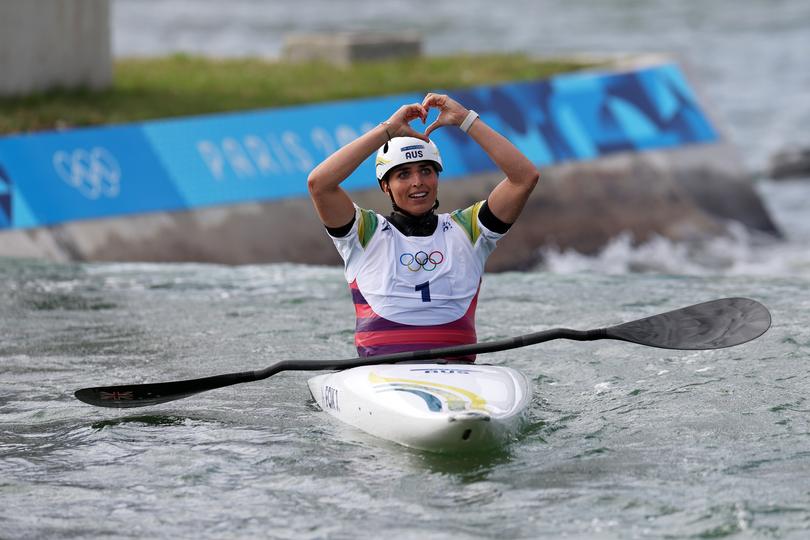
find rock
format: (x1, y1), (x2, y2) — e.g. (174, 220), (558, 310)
(768, 147), (810, 180)
(479, 143), (781, 272)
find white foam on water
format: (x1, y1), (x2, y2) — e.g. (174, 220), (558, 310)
(540, 227), (810, 277)
(540, 180), (810, 278)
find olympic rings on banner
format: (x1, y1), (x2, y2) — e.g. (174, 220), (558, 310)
(399, 250), (444, 272)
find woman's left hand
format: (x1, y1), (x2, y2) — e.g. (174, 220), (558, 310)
(422, 93), (469, 137)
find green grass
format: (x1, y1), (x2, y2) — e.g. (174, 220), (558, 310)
(0, 53), (598, 135)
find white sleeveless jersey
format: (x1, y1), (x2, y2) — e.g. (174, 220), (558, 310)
(329, 201), (504, 326)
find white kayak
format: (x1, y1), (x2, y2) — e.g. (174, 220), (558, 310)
(308, 363), (532, 453)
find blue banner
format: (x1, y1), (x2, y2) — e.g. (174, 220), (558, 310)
(0, 63), (717, 230)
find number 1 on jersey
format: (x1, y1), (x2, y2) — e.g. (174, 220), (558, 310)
(415, 281), (431, 302)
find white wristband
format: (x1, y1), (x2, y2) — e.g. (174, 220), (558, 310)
(459, 110), (479, 133)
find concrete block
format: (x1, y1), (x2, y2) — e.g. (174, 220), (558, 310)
(283, 32), (422, 66)
(0, 0), (111, 96)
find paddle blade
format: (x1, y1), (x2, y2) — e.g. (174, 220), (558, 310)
(605, 297), (771, 350)
(74, 372), (256, 408)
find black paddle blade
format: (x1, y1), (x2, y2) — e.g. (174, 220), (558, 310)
(74, 372), (257, 408)
(605, 297), (771, 350)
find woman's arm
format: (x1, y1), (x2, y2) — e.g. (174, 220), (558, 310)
(423, 93), (540, 224)
(307, 104), (430, 228)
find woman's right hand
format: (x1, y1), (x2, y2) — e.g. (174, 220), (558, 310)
(386, 104), (431, 142)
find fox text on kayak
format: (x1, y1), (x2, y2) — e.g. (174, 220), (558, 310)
(322, 385), (340, 412)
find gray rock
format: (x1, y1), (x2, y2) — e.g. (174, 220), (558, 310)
(768, 147), (810, 180)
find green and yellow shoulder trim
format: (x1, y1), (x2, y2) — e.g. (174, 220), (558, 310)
(357, 207), (379, 249)
(450, 201), (484, 245)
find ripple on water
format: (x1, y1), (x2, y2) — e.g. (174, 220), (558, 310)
(2, 255), (810, 537)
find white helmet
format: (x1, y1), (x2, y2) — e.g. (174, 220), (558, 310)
(375, 136), (443, 183)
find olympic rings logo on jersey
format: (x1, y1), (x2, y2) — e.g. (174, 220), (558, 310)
(399, 251), (445, 272)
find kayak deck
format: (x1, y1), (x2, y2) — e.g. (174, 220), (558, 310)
(308, 363), (531, 453)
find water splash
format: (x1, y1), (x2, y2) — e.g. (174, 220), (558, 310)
(540, 180), (810, 278)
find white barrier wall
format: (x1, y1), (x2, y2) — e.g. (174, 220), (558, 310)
(0, 0), (111, 96)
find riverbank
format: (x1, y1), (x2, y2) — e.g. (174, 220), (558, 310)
(0, 57), (780, 269)
(0, 54), (595, 135)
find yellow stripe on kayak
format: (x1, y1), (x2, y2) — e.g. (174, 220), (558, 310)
(369, 372), (487, 410)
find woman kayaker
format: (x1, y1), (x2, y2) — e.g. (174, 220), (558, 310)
(307, 93), (539, 361)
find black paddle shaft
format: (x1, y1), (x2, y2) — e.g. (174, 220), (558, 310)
(73, 329), (598, 408)
(74, 297), (771, 408)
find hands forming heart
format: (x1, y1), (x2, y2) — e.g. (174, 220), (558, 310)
(385, 93), (470, 142)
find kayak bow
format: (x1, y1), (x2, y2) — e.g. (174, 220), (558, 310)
(308, 363), (531, 453)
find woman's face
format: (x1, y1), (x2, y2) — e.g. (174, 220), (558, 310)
(382, 161), (439, 215)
